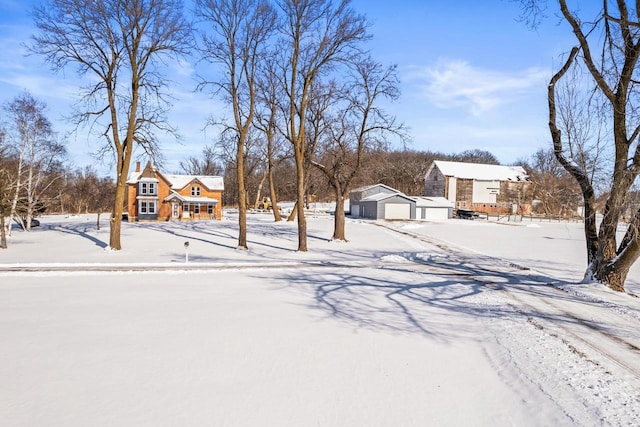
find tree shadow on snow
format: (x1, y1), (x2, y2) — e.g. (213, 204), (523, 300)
(137, 220), (330, 254)
(140, 222), (238, 251)
(264, 252), (613, 343)
(52, 224), (108, 249)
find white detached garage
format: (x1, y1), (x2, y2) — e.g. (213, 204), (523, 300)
(414, 197), (455, 220)
(349, 184), (452, 220)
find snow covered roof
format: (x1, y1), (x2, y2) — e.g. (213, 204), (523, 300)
(360, 192), (413, 202)
(413, 197), (455, 208)
(127, 168), (224, 191)
(164, 193), (219, 204)
(350, 183), (400, 194)
(431, 160), (529, 181)
(163, 174), (224, 191)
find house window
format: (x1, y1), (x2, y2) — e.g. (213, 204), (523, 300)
(183, 202), (190, 212)
(139, 182), (157, 195)
(139, 201), (156, 214)
(208, 204), (213, 215)
(194, 204), (200, 214)
(191, 186), (201, 196)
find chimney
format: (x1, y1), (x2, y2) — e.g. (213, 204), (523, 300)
(135, 161), (140, 172)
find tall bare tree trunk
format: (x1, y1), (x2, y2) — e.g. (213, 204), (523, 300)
(268, 160), (281, 222)
(110, 142), (132, 250)
(0, 215), (6, 249)
(7, 151), (24, 237)
(24, 148), (35, 232)
(237, 140), (248, 249)
(333, 189), (346, 241)
(254, 170), (267, 209)
(287, 201), (297, 222)
(294, 147), (307, 251)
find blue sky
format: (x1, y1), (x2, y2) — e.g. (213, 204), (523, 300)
(0, 0), (577, 177)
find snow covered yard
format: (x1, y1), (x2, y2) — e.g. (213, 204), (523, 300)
(1, 213), (640, 426)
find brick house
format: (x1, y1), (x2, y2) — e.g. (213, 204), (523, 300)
(424, 160), (531, 214)
(126, 161), (224, 222)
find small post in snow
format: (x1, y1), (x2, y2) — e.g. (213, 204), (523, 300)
(184, 241), (190, 263)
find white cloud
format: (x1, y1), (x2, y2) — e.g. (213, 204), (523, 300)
(408, 59), (549, 116)
(0, 73), (81, 101)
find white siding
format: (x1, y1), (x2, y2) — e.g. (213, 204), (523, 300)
(422, 207), (449, 220)
(447, 177), (457, 203)
(472, 180), (499, 203)
(384, 204), (410, 220)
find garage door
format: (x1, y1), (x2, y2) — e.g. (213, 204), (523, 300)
(384, 203), (410, 220)
(423, 207), (449, 220)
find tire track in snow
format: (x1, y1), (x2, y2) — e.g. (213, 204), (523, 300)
(376, 221), (640, 425)
(379, 221), (640, 375)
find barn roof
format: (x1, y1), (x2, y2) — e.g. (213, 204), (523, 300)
(431, 160), (529, 181)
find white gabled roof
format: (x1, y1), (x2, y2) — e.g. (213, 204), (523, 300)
(127, 168), (224, 191)
(361, 192), (414, 203)
(350, 183), (400, 194)
(432, 160), (528, 181)
(163, 174), (224, 191)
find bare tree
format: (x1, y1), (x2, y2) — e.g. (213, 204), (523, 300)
(179, 146), (224, 175)
(195, 0), (277, 249)
(452, 149), (500, 165)
(278, 0), (369, 251)
(254, 53), (290, 222)
(0, 169), (9, 249)
(311, 58), (404, 241)
(540, 0), (640, 291)
(3, 92), (64, 233)
(92, 176), (117, 230)
(361, 149), (438, 195)
(524, 148), (582, 217)
(31, 0), (192, 250)
(0, 138), (10, 248)
(554, 62), (611, 194)
(525, 63), (609, 219)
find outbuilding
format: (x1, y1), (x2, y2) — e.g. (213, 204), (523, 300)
(424, 160), (531, 214)
(349, 184), (416, 220)
(414, 197), (454, 220)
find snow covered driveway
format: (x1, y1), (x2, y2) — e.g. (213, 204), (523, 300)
(1, 214), (639, 426)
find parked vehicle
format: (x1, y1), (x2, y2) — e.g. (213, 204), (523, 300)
(456, 209), (478, 220)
